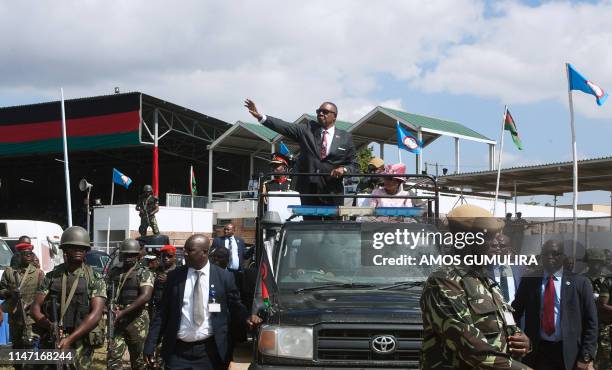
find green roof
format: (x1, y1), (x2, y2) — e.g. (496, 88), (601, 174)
(304, 114), (352, 131)
(379, 107), (492, 142)
(242, 122), (278, 141)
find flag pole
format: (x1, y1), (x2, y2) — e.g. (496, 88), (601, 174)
(60, 88), (73, 227)
(190, 165), (194, 235)
(110, 180), (115, 206)
(396, 121), (403, 165)
(566, 62), (578, 263)
(492, 105), (507, 216)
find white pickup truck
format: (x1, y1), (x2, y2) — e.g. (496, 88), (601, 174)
(0, 220), (63, 273)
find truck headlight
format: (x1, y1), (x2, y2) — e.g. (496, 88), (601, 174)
(258, 325), (313, 360)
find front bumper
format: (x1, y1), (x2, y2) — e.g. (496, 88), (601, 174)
(249, 365), (419, 370)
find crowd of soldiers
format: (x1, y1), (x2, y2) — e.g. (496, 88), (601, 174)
(0, 223), (201, 369)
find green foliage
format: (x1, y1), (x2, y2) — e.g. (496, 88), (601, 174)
(357, 146), (374, 173)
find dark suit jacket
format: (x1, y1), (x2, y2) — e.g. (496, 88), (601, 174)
(512, 270), (598, 370)
(262, 116), (359, 197)
(211, 236), (247, 270)
(144, 264), (248, 364)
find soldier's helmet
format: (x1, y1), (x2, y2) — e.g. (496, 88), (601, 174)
(584, 248), (606, 263)
(119, 239), (141, 254)
(143, 184), (153, 193)
(60, 226), (91, 250)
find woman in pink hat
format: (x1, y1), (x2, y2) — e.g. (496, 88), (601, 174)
(364, 163), (415, 221)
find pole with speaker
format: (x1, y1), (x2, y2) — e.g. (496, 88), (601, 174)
(79, 179), (93, 233)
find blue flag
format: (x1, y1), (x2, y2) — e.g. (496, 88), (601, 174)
(396, 122), (422, 154)
(113, 168), (132, 189)
(279, 141), (291, 156)
(568, 63), (608, 106)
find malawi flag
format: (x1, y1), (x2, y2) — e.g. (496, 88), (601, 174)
(190, 165), (197, 196)
(504, 109), (523, 150)
(260, 249), (278, 307)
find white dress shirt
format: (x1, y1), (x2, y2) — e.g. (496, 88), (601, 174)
(320, 125), (335, 157)
(225, 236), (240, 270)
(178, 262), (213, 342)
(493, 265), (516, 304)
(540, 267), (563, 342)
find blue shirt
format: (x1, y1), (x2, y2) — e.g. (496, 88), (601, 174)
(540, 267), (563, 342)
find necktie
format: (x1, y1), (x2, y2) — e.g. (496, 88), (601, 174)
(193, 271), (205, 326)
(499, 266), (510, 302)
(320, 129), (328, 159)
(542, 275), (556, 336)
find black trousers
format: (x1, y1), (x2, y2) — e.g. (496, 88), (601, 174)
(165, 336), (224, 370)
(533, 341), (566, 370)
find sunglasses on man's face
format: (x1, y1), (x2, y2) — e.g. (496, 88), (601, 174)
(316, 108), (336, 116)
(20, 251), (34, 257)
(542, 250), (564, 257)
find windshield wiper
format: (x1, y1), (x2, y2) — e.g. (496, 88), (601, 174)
(378, 281), (425, 291)
(294, 283), (376, 293)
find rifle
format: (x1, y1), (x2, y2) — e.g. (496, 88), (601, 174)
(13, 270), (32, 346)
(107, 281), (115, 368)
(49, 296), (63, 369)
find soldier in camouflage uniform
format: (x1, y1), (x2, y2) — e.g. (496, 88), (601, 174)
(0, 237), (44, 369)
(107, 239), (154, 370)
(136, 184), (160, 236)
(583, 248), (612, 370)
(420, 205), (532, 370)
(30, 226), (107, 370)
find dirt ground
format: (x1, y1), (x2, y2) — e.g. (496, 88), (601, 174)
(0, 341), (253, 369)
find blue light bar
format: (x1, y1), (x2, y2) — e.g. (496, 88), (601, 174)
(375, 207), (422, 217)
(288, 205), (338, 217)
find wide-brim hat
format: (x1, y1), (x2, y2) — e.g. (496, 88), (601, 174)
(368, 157), (384, 169)
(446, 204), (505, 234)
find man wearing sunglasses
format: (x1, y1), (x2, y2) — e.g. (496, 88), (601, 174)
(0, 237), (44, 362)
(512, 240), (598, 370)
(244, 99), (359, 206)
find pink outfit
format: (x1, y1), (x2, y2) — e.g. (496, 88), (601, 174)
(366, 188), (413, 207)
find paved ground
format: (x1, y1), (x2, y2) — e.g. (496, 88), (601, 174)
(231, 340), (253, 370)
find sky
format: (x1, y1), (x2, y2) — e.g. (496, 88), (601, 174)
(2, 0), (611, 205)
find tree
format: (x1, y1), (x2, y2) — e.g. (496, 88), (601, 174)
(357, 146), (374, 173)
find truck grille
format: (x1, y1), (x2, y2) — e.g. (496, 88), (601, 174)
(316, 324), (422, 362)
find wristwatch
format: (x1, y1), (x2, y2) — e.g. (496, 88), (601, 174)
(582, 354), (593, 363)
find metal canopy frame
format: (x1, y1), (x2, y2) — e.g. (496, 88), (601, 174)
(439, 156), (612, 196)
(348, 106), (497, 174)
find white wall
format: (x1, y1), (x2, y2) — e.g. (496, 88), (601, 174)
(92, 205), (214, 246)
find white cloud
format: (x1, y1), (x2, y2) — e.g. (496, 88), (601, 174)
(418, 1), (612, 118)
(0, 0), (483, 122)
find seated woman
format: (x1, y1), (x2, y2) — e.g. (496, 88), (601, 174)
(363, 163), (417, 222)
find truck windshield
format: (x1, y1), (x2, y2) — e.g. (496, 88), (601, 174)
(275, 222), (440, 291)
(0, 239), (14, 268)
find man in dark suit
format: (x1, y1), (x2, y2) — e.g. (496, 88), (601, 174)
(244, 99), (359, 205)
(512, 240), (598, 370)
(211, 224), (248, 272)
(144, 234), (261, 370)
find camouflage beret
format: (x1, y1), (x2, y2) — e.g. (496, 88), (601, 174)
(585, 248), (606, 262)
(446, 204), (505, 234)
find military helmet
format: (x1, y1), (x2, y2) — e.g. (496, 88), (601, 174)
(143, 184), (153, 192)
(119, 238), (141, 254)
(585, 248), (606, 262)
(60, 226), (91, 250)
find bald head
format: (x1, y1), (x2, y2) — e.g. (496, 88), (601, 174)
(541, 239), (565, 273)
(184, 234), (211, 269)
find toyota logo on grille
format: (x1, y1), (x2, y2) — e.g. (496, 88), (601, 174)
(371, 335), (397, 354)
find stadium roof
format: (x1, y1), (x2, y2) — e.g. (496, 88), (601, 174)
(439, 156), (612, 196)
(348, 106), (496, 147)
(0, 92), (230, 157)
